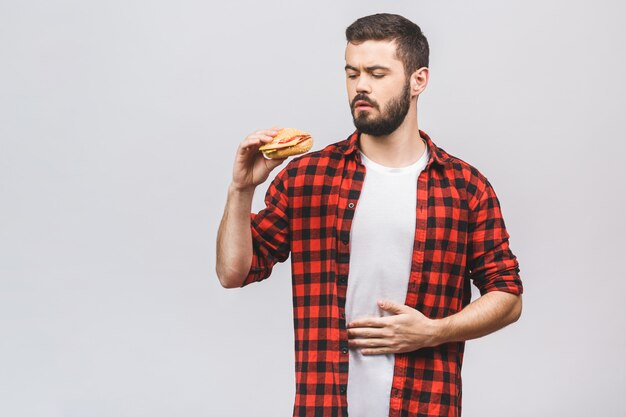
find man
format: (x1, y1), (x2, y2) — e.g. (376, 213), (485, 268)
(216, 13), (523, 417)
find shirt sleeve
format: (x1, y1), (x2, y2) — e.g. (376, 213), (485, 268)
(240, 167), (291, 287)
(467, 178), (523, 296)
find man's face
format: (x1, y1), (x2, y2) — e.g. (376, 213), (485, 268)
(345, 40), (412, 137)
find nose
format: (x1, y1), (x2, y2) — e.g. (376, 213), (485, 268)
(355, 75), (371, 94)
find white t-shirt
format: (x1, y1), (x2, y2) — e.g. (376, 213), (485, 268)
(345, 144), (429, 417)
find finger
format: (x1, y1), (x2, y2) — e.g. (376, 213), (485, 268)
(247, 135), (276, 146)
(248, 133), (276, 141)
(348, 327), (386, 339)
(257, 135), (277, 143)
(377, 299), (410, 315)
(349, 337), (388, 349)
(348, 317), (386, 329)
(238, 138), (260, 152)
(239, 136), (273, 152)
(254, 128), (283, 137)
(361, 347), (393, 356)
(265, 156), (288, 168)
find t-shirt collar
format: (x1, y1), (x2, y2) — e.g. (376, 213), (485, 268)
(341, 129), (452, 167)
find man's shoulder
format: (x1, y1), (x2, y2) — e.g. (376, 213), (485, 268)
(442, 150), (488, 183)
(432, 145), (493, 204)
(283, 136), (350, 173)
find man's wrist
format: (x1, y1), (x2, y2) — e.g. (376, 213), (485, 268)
(431, 316), (453, 346)
(228, 182), (256, 195)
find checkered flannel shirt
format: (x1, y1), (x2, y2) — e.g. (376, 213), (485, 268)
(242, 129), (523, 417)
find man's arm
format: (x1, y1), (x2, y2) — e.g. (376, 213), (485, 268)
(216, 185), (255, 288)
(215, 127), (286, 288)
(437, 291), (521, 344)
(347, 292), (521, 355)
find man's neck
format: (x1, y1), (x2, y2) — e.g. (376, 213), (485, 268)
(359, 113), (426, 168)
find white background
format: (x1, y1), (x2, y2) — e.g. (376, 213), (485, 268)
(1, 0), (625, 416)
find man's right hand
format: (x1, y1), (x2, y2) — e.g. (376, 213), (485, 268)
(231, 127), (288, 192)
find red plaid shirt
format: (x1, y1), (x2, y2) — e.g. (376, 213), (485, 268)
(242, 129), (523, 417)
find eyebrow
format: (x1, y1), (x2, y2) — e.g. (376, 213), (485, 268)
(344, 64), (391, 72)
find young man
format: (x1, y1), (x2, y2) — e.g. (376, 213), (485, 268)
(216, 13), (523, 417)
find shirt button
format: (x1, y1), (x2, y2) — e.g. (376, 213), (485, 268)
(348, 202), (355, 209)
(341, 239), (349, 245)
(338, 276), (347, 284)
(341, 347), (348, 354)
(340, 386), (346, 394)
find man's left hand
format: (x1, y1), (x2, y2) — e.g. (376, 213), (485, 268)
(347, 300), (443, 355)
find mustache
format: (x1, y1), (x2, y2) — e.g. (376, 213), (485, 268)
(351, 94), (378, 109)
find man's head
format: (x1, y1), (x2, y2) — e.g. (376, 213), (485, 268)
(345, 13), (429, 136)
(346, 13), (429, 76)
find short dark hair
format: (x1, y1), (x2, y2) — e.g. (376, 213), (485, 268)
(345, 13), (429, 75)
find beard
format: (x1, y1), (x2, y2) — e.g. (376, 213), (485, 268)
(351, 78), (412, 137)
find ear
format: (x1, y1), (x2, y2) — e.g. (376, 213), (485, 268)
(409, 67), (429, 98)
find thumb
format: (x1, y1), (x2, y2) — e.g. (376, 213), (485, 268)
(267, 156), (288, 170)
(377, 299), (409, 315)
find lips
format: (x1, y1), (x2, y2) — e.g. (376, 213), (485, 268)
(354, 100), (373, 108)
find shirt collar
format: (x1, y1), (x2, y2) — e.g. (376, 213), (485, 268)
(340, 129), (452, 167)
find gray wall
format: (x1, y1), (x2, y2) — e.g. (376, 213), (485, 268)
(1, 0), (624, 416)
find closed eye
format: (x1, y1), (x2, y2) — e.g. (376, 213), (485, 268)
(346, 74), (385, 79)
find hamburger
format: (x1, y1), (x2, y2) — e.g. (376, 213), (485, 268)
(259, 128), (313, 159)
